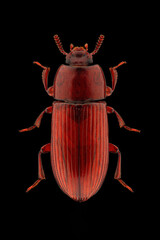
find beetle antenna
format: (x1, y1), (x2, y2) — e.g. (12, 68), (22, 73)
(53, 35), (68, 55)
(91, 35), (105, 55)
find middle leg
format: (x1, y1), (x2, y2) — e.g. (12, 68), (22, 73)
(19, 106), (53, 132)
(107, 106), (140, 132)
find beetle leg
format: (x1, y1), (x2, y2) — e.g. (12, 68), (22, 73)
(26, 143), (51, 192)
(19, 106), (53, 132)
(109, 143), (133, 192)
(33, 61), (54, 97)
(106, 61), (126, 97)
(107, 106), (140, 132)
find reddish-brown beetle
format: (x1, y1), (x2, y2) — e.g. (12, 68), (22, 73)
(19, 34), (140, 202)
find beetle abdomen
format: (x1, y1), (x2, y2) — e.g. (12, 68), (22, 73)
(51, 101), (109, 202)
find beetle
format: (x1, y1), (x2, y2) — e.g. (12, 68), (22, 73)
(19, 34), (140, 202)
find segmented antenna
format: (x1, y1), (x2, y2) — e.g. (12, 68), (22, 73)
(91, 35), (105, 55)
(53, 35), (68, 55)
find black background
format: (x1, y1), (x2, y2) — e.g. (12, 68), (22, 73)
(6, 2), (156, 239)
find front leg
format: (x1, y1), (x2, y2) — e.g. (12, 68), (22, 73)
(33, 61), (54, 96)
(107, 106), (140, 132)
(106, 61), (127, 97)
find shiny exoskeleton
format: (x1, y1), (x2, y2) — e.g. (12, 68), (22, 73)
(19, 34), (140, 202)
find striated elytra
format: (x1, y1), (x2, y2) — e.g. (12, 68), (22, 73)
(19, 34), (140, 202)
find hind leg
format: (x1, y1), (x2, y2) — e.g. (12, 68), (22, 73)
(109, 143), (133, 192)
(26, 143), (51, 192)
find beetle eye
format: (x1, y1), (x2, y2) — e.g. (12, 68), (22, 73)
(84, 43), (88, 51)
(70, 44), (74, 51)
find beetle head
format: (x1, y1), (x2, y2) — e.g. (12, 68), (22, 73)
(66, 45), (93, 66)
(53, 34), (104, 66)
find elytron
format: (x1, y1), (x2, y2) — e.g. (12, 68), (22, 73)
(19, 34), (140, 202)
